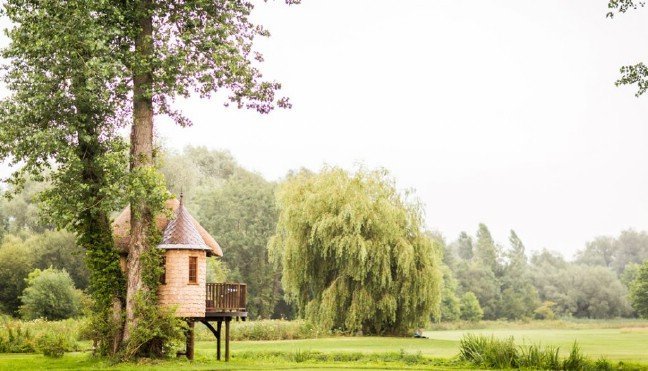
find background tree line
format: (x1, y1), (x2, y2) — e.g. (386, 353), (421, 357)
(2, 146), (648, 323)
(436, 225), (648, 321)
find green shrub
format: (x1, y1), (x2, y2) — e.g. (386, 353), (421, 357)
(459, 333), (517, 368)
(460, 292), (484, 322)
(518, 344), (560, 370)
(122, 293), (187, 359)
(534, 301), (557, 320)
(19, 268), (84, 321)
(0, 316), (82, 354)
(459, 334), (593, 370)
(0, 322), (36, 353)
(35, 332), (76, 358)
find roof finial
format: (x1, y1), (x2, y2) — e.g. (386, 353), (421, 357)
(179, 188), (184, 206)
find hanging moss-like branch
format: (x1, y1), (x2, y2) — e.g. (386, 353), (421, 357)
(269, 168), (442, 335)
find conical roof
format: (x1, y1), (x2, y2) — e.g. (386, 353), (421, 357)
(158, 195), (211, 252)
(112, 197), (223, 257)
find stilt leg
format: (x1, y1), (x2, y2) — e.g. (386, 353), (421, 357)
(186, 320), (195, 361)
(225, 318), (231, 362)
(217, 320), (222, 361)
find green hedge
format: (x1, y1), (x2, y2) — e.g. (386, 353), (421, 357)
(194, 319), (323, 341)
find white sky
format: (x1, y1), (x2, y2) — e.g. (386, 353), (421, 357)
(3, 1), (648, 258)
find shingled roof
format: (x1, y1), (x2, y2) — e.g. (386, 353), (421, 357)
(158, 195), (211, 252)
(112, 197), (223, 257)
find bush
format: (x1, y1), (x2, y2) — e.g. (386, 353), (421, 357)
(194, 320), (322, 341)
(518, 344), (560, 370)
(35, 332), (75, 358)
(458, 334), (612, 370)
(0, 320), (36, 353)
(0, 316), (82, 354)
(20, 268), (84, 321)
(460, 292), (483, 322)
(534, 301), (557, 320)
(458, 334), (517, 368)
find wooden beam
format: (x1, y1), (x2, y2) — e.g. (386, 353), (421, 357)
(199, 320), (219, 360)
(217, 320), (222, 361)
(200, 320), (219, 338)
(186, 320), (195, 361)
(225, 317), (231, 362)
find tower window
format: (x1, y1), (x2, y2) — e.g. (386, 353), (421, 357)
(188, 256), (197, 284)
(160, 256), (166, 284)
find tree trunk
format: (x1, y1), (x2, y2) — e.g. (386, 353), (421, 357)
(73, 73), (127, 355)
(123, 0), (154, 342)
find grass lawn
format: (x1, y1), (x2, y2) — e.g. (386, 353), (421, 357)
(423, 327), (648, 362)
(1, 325), (648, 370)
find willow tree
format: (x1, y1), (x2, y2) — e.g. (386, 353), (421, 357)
(2, 0), (297, 355)
(269, 168), (442, 335)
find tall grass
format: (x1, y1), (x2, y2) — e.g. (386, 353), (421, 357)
(0, 315), (82, 356)
(459, 334), (518, 368)
(194, 319), (323, 341)
(458, 333), (614, 370)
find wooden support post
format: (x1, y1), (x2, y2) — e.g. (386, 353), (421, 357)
(200, 320), (220, 360)
(225, 317), (231, 362)
(186, 320), (195, 361)
(217, 320), (222, 361)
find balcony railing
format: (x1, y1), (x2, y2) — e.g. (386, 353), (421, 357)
(206, 283), (247, 312)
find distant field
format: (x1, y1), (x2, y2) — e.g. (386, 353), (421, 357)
(1, 321), (648, 370)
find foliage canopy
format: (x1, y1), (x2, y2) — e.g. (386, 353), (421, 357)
(630, 260), (648, 318)
(19, 268), (84, 321)
(270, 168), (442, 335)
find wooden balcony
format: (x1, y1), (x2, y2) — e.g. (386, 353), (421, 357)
(205, 283), (247, 318)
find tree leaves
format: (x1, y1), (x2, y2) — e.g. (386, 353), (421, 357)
(270, 167), (442, 335)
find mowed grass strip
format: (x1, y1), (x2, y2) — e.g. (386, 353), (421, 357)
(0, 351), (461, 370)
(196, 336), (457, 358)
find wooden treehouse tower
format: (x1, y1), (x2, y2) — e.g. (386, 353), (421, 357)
(113, 195), (247, 361)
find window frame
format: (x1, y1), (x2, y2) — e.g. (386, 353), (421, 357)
(188, 256), (198, 284)
(160, 256), (167, 285)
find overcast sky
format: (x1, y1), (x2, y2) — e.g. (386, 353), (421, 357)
(2, 1), (648, 258)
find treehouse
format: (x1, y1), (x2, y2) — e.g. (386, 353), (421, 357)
(113, 196), (246, 361)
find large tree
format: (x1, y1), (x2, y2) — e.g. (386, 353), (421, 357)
(269, 168), (442, 335)
(1, 0), (129, 354)
(2, 0), (298, 356)
(105, 0), (297, 347)
(499, 230), (538, 320)
(0, 236), (33, 315)
(629, 260), (648, 318)
(196, 170), (280, 319)
(474, 224), (502, 274)
(530, 250), (632, 318)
